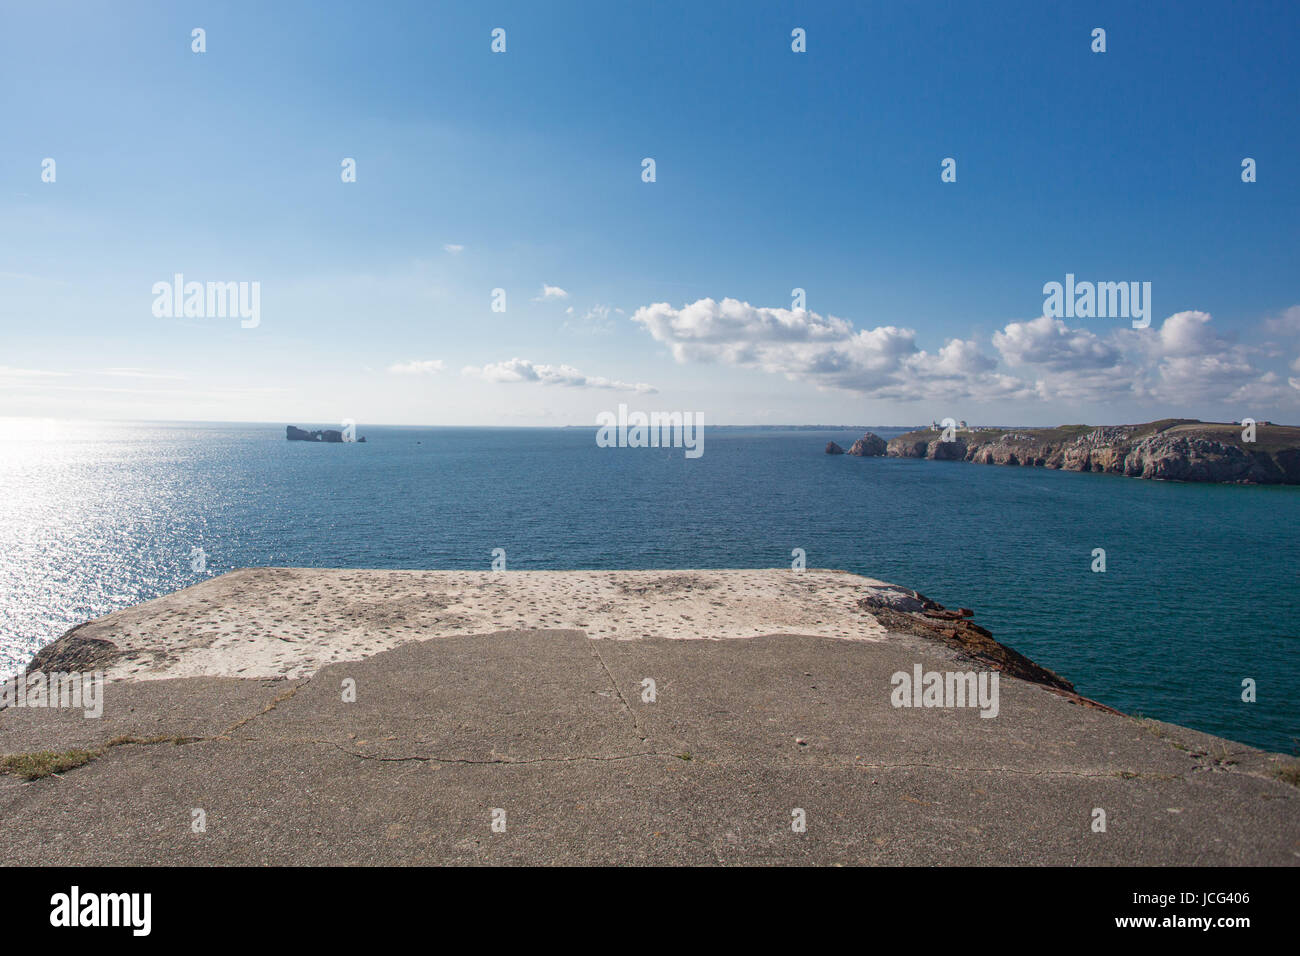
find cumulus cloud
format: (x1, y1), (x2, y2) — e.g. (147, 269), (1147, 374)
(1139, 311), (1287, 403)
(993, 309), (1291, 405)
(387, 359), (445, 375)
(992, 316), (1121, 370)
(463, 357), (655, 393)
(632, 296), (1293, 408)
(1261, 305), (1300, 379)
(1150, 310), (1224, 358)
(535, 284), (569, 301)
(631, 298), (1028, 401)
(991, 315), (1135, 402)
(1264, 305), (1300, 336)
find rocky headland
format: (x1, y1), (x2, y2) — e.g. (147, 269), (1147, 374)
(877, 419), (1300, 484)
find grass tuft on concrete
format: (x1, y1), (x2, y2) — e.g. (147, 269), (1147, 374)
(0, 735), (198, 781)
(0, 749), (99, 780)
(1273, 762), (1300, 787)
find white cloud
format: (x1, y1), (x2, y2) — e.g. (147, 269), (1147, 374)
(632, 296), (1294, 409)
(1262, 305), (1300, 378)
(463, 357), (655, 393)
(387, 359), (445, 375)
(991, 315), (1135, 402)
(992, 310), (1286, 404)
(443, 244), (464, 255)
(1151, 310), (1222, 358)
(1264, 304), (1300, 335)
(535, 284), (569, 301)
(1139, 311), (1285, 403)
(631, 297), (1026, 401)
(992, 316), (1120, 370)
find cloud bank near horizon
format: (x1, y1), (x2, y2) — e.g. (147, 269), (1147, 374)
(631, 297), (1300, 408)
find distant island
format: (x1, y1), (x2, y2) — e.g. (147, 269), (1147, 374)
(828, 420), (1300, 484)
(286, 425), (365, 443)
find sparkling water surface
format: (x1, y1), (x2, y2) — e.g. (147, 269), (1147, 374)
(2, 420), (1296, 753)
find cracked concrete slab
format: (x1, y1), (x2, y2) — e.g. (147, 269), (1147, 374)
(1, 626), (1296, 865)
(0, 675), (305, 754)
(592, 631), (1235, 779)
(244, 629), (651, 763)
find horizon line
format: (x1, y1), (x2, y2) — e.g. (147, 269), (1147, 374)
(1, 415), (1284, 431)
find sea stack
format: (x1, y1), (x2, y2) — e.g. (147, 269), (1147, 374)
(848, 432), (887, 456)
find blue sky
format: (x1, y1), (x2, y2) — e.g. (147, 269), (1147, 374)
(2, 0), (1298, 426)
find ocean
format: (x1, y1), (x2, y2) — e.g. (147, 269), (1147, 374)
(2, 420), (1296, 753)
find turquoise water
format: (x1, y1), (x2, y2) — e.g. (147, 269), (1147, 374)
(2, 421), (1296, 753)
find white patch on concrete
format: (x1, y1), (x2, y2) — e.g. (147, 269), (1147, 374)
(67, 568), (894, 682)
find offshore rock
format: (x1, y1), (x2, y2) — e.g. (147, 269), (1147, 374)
(847, 433), (887, 456)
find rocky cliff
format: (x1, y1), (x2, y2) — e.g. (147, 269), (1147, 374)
(882, 419), (1300, 484)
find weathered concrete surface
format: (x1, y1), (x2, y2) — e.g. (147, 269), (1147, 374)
(3, 620), (1297, 865)
(20, 568), (893, 682)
